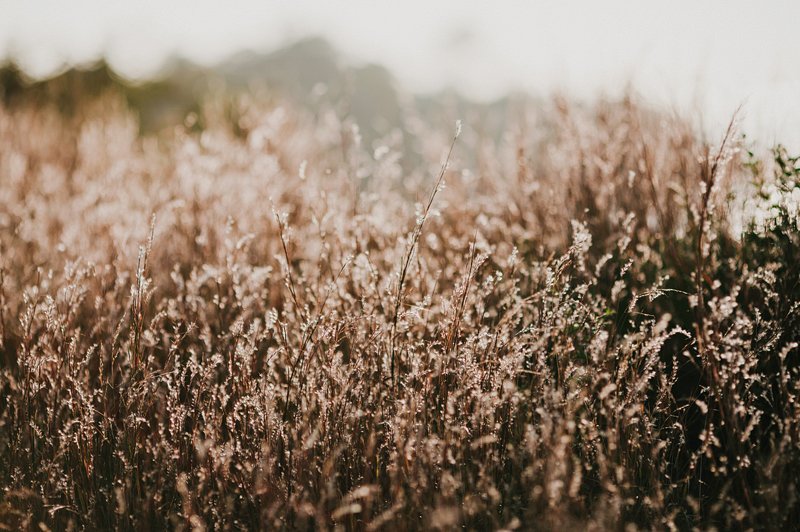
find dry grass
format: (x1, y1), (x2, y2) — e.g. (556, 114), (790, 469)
(0, 91), (799, 530)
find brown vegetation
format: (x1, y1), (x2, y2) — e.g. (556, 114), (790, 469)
(0, 91), (798, 530)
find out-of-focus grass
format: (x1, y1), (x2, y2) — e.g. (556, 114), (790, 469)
(0, 88), (798, 530)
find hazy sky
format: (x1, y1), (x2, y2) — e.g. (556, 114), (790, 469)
(2, 1), (799, 146)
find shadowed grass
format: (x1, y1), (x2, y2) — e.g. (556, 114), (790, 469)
(0, 92), (799, 530)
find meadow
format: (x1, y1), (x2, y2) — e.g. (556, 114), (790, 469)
(0, 90), (798, 530)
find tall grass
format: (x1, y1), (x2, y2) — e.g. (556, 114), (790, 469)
(0, 91), (798, 530)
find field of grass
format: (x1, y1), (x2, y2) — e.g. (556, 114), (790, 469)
(0, 91), (799, 530)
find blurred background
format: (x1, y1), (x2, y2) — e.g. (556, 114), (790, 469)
(2, 0), (798, 147)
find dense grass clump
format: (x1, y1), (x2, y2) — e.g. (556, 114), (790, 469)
(0, 93), (799, 530)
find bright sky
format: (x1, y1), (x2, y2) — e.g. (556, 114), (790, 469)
(2, 0), (799, 147)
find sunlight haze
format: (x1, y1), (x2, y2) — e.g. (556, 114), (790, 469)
(2, 1), (799, 145)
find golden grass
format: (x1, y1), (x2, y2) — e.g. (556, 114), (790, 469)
(0, 92), (799, 530)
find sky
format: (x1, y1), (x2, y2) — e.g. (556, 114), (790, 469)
(1, 0), (799, 147)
